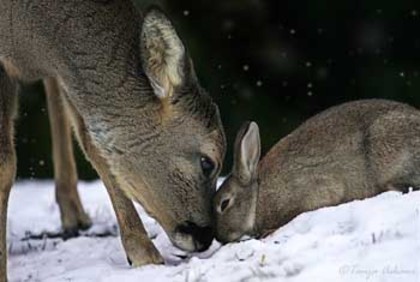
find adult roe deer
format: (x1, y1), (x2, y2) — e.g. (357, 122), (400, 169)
(214, 99), (419, 243)
(0, 1), (226, 280)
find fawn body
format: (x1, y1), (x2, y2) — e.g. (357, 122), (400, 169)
(0, 1), (226, 280)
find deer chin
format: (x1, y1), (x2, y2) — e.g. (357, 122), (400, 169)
(169, 232), (197, 252)
(170, 224), (214, 253)
(113, 175), (166, 223)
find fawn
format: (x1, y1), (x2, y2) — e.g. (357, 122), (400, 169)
(0, 1), (226, 280)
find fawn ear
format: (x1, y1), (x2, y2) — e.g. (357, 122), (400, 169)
(233, 121), (261, 184)
(141, 8), (195, 99)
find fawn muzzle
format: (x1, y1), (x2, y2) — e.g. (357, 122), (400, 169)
(173, 221), (214, 252)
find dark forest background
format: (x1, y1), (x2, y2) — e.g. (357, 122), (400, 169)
(15, 0), (420, 180)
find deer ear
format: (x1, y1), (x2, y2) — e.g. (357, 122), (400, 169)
(141, 8), (194, 99)
(233, 121), (261, 184)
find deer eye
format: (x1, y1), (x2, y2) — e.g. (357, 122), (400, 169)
(200, 156), (215, 177)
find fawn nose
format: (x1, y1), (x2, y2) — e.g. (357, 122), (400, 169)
(176, 221), (214, 252)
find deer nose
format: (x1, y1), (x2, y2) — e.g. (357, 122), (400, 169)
(176, 221), (214, 251)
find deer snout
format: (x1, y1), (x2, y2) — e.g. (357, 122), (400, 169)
(172, 221), (214, 252)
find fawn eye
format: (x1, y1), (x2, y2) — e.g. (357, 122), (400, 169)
(200, 156), (215, 177)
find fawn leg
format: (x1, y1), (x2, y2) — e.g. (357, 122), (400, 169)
(61, 90), (163, 266)
(0, 64), (17, 282)
(44, 78), (91, 238)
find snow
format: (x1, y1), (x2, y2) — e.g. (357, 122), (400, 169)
(6, 180), (420, 282)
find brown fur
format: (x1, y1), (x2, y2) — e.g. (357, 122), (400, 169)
(45, 78), (92, 236)
(215, 99), (420, 243)
(0, 64), (17, 282)
(0, 1), (225, 280)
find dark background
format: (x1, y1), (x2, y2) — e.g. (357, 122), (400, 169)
(15, 0), (420, 180)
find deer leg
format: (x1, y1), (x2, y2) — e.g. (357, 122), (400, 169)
(61, 90), (163, 266)
(44, 78), (91, 238)
(0, 64), (17, 282)
(104, 177), (164, 266)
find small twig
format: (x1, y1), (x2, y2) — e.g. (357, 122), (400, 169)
(20, 230), (117, 241)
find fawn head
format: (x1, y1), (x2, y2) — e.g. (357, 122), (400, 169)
(129, 9), (226, 251)
(109, 8), (226, 252)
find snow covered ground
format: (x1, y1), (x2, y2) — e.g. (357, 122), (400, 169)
(6, 180), (420, 282)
